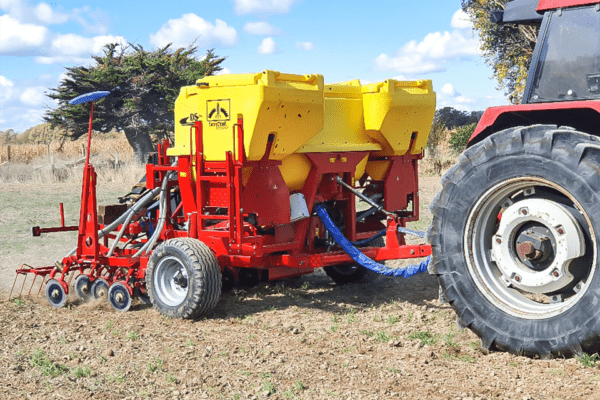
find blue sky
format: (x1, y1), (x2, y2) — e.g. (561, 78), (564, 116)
(0, 0), (508, 133)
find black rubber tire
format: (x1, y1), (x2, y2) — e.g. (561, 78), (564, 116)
(324, 236), (385, 284)
(146, 238), (221, 319)
(428, 125), (600, 357)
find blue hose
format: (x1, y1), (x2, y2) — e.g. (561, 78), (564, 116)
(315, 205), (429, 278)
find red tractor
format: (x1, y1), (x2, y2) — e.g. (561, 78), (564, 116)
(430, 0), (600, 357)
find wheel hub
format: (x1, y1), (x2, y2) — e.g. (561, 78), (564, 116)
(491, 198), (585, 294)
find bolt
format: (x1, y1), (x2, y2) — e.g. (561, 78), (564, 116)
(520, 207), (528, 215)
(552, 269), (560, 277)
(299, 261), (305, 266)
(557, 226), (565, 235)
(410, 249), (415, 255)
(495, 236), (502, 244)
(514, 275), (522, 283)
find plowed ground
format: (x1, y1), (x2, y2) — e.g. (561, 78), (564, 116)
(1, 178), (599, 400)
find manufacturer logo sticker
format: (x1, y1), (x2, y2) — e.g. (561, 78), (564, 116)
(207, 100), (230, 121)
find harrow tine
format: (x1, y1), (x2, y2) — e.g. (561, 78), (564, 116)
(8, 273), (21, 301)
(27, 275), (38, 296)
(38, 277), (47, 296)
(18, 274), (28, 298)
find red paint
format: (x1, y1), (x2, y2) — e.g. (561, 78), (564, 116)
(537, 0), (600, 11)
(470, 101), (600, 143)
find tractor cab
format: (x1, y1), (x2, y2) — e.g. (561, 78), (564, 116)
(498, 0), (600, 104)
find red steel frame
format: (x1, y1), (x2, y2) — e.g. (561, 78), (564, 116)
(537, 0), (600, 11)
(16, 117), (431, 296)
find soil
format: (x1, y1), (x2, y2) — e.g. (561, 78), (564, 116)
(1, 178), (600, 399)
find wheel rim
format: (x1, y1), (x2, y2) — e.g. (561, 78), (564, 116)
(74, 275), (92, 301)
(465, 177), (596, 319)
(46, 279), (67, 308)
(108, 282), (132, 312)
(92, 278), (109, 299)
(153, 256), (189, 306)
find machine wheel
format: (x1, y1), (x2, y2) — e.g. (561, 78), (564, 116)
(146, 238), (222, 319)
(108, 282), (132, 312)
(46, 279), (67, 308)
(91, 278), (109, 300)
(429, 125), (600, 357)
(73, 275), (93, 302)
(324, 236), (385, 284)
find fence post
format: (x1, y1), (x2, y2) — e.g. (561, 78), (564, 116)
(7, 145), (10, 163)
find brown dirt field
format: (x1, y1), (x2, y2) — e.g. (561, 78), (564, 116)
(1, 177), (600, 399)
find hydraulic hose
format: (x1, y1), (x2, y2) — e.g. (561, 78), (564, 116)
(315, 205), (429, 278)
(65, 186), (161, 257)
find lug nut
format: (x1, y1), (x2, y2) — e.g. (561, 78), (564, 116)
(495, 237), (502, 244)
(514, 275), (521, 283)
(520, 208), (528, 215)
(552, 269), (560, 277)
(556, 226), (565, 235)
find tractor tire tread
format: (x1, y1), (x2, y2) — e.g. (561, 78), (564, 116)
(428, 125), (600, 357)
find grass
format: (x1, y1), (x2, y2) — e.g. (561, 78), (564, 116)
(147, 357), (164, 373)
(576, 353), (600, 368)
(29, 349), (69, 378)
(127, 331), (138, 341)
(387, 315), (399, 325)
(407, 331), (439, 346)
(71, 366), (91, 378)
(375, 330), (390, 343)
(442, 351), (476, 363)
(262, 380), (275, 395)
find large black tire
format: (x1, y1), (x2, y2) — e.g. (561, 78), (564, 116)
(324, 236), (385, 284)
(146, 238), (221, 319)
(428, 125), (600, 357)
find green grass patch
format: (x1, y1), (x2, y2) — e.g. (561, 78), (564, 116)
(407, 331), (439, 346)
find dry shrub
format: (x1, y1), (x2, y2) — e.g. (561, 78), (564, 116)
(421, 127), (460, 176)
(0, 132), (132, 164)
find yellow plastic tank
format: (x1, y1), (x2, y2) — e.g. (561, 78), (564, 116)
(167, 70), (325, 161)
(168, 71), (435, 189)
(362, 79), (436, 156)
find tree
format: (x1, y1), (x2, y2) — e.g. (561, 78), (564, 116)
(45, 43), (225, 162)
(462, 0), (539, 103)
(434, 107), (482, 129)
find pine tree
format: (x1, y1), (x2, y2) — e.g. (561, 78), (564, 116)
(45, 43), (225, 162)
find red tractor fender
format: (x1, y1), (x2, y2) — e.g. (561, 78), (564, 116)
(468, 101), (600, 147)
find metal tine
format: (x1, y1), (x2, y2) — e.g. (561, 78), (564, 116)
(27, 275), (38, 296)
(38, 276), (48, 296)
(18, 274), (28, 297)
(8, 273), (21, 300)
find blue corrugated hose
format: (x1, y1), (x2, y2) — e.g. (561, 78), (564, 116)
(315, 205), (430, 278)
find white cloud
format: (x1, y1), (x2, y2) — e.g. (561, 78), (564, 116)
(216, 67), (233, 75)
(0, 76), (15, 103)
(34, 2), (69, 25)
(451, 9), (472, 30)
(233, 0), (296, 15)
(19, 86), (47, 106)
(455, 95), (475, 104)
(243, 21), (282, 35)
(374, 30), (479, 75)
(441, 83), (457, 97)
(0, 76), (15, 87)
(0, 14), (49, 54)
(30, 34), (126, 64)
(295, 41), (314, 51)
(392, 75), (407, 81)
(257, 37), (277, 54)
(150, 14), (238, 49)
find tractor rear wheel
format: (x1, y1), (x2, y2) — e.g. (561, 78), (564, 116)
(146, 238), (221, 319)
(429, 125), (600, 357)
(324, 236), (385, 284)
